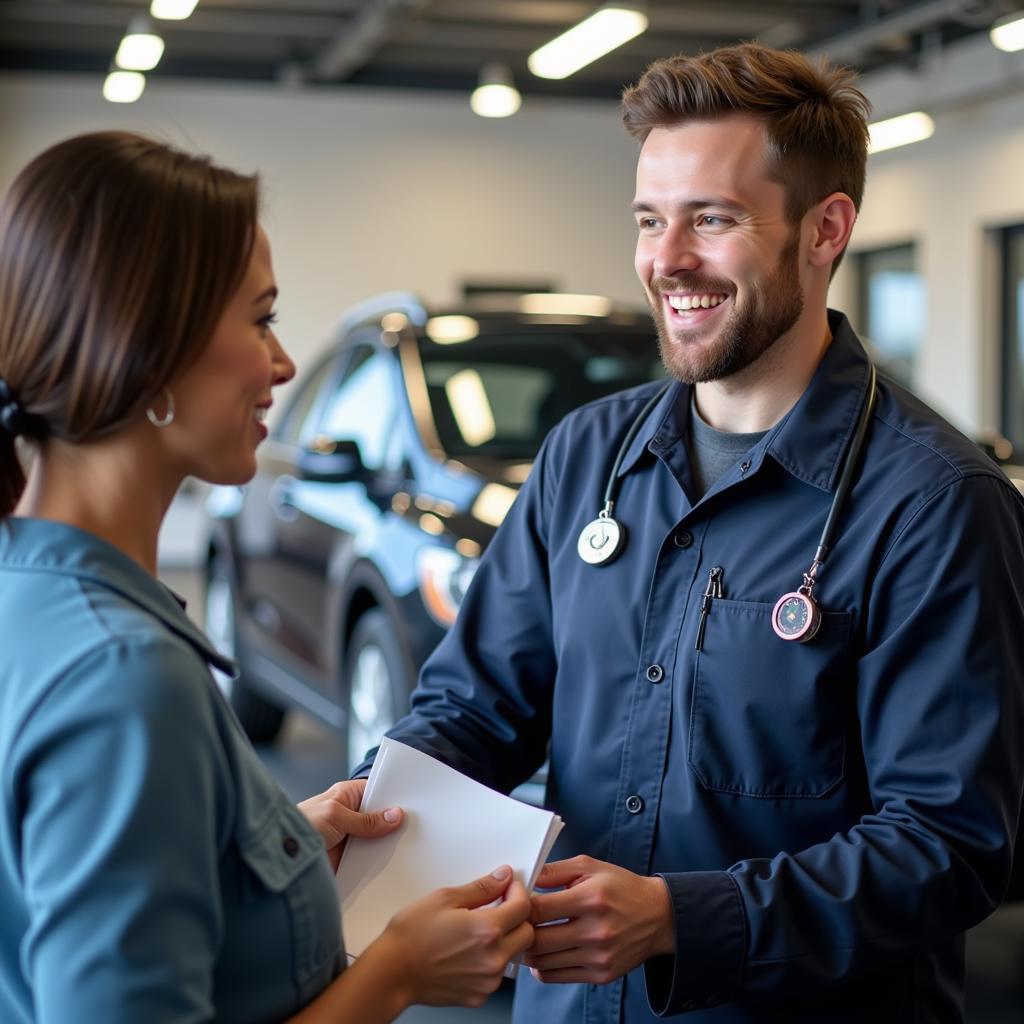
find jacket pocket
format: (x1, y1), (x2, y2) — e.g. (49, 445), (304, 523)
(236, 797), (341, 994)
(688, 598), (852, 798)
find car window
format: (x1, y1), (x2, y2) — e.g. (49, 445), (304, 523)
(417, 329), (663, 459)
(317, 344), (401, 471)
(274, 355), (337, 446)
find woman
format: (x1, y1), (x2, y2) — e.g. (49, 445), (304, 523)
(0, 131), (533, 1023)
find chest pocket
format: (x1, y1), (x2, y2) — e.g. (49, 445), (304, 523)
(235, 795), (342, 1002)
(688, 598), (853, 798)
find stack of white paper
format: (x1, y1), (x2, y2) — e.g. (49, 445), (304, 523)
(336, 737), (564, 963)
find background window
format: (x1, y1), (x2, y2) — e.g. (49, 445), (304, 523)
(854, 243), (925, 388)
(1001, 225), (1024, 453)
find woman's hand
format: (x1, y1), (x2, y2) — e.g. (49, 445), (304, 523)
(297, 779), (402, 871)
(371, 865), (534, 1009)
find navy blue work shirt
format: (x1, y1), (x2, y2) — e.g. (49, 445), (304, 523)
(369, 312), (1024, 1022)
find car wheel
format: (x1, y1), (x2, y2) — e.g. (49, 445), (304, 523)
(345, 609), (413, 774)
(205, 552), (286, 744)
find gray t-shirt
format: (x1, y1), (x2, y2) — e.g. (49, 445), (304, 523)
(687, 394), (767, 500)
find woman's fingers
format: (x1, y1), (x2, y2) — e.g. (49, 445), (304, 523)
(335, 804), (403, 839)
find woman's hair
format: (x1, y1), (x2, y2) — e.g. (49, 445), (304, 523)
(0, 131), (259, 516)
(621, 43), (871, 229)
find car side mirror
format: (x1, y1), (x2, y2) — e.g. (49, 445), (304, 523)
(297, 437), (366, 483)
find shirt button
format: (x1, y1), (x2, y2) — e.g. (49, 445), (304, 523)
(740, 459), (751, 472)
(282, 836), (300, 858)
(646, 663), (664, 683)
(625, 794), (644, 814)
(673, 530), (692, 549)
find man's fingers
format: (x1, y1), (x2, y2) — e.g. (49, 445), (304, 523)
(524, 946), (588, 972)
(530, 965), (593, 985)
(529, 885), (585, 925)
(446, 865), (514, 909)
(525, 919), (584, 956)
(535, 857), (590, 890)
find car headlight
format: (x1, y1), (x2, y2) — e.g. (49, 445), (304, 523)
(417, 546), (479, 626)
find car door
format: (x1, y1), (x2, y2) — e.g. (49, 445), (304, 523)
(231, 350), (345, 697)
(270, 334), (405, 690)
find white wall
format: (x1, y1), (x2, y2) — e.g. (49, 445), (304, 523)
(0, 72), (643, 385)
(832, 35), (1024, 435)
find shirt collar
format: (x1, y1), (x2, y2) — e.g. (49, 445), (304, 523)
(616, 310), (873, 493)
(0, 517), (236, 674)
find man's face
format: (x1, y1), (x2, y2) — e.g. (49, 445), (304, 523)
(633, 115), (805, 384)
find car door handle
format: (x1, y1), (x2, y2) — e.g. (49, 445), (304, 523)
(269, 476), (300, 523)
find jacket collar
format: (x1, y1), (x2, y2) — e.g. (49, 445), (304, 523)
(0, 517), (235, 673)
(617, 310), (873, 493)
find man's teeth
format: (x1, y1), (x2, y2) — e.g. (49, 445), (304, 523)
(667, 294), (727, 311)
(254, 407), (268, 422)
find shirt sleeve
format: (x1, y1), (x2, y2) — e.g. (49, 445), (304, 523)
(357, 434), (559, 793)
(13, 637), (230, 1023)
(647, 473), (1024, 1013)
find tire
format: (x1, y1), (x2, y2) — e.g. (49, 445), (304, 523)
(204, 552), (286, 744)
(344, 609), (414, 774)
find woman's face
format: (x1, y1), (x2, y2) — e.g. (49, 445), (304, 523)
(162, 226), (295, 485)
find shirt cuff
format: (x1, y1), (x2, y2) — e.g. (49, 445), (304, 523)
(644, 871), (746, 1016)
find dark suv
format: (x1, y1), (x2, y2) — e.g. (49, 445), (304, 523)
(204, 291), (663, 770)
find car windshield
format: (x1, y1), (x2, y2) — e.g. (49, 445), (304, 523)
(416, 325), (665, 459)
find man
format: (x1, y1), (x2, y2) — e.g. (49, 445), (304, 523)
(359, 44), (1024, 1021)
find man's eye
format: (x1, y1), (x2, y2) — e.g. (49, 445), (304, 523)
(699, 215), (730, 228)
(638, 218), (659, 229)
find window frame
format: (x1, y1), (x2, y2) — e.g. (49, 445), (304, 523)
(999, 223), (1024, 453)
(853, 241), (923, 388)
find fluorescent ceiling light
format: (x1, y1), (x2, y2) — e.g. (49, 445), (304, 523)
(150, 0), (199, 19)
(116, 29), (165, 71)
(991, 13), (1024, 52)
(426, 315), (480, 344)
(528, 5), (648, 80)
(518, 293), (613, 316)
(867, 111), (934, 154)
(470, 64), (521, 118)
(103, 70), (146, 104)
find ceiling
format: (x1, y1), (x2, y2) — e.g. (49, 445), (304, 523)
(0, 0), (1017, 101)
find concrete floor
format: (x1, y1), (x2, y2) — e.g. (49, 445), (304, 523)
(165, 568), (1024, 1022)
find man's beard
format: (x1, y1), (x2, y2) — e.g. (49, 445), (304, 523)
(649, 230), (804, 384)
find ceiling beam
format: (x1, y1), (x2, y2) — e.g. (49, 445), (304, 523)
(309, 0), (434, 82)
(805, 0), (1002, 62)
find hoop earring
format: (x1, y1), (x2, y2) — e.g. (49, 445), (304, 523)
(146, 388), (175, 428)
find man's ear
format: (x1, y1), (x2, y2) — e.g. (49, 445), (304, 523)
(806, 192), (857, 270)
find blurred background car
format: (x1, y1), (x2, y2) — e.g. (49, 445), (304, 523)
(204, 290), (664, 777)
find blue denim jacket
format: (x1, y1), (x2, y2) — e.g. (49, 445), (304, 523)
(0, 519), (343, 1023)
(369, 312), (1024, 1023)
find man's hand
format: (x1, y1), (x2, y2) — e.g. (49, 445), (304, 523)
(298, 779), (402, 871)
(523, 855), (675, 985)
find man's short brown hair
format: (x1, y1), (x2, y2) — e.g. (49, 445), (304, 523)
(622, 43), (871, 226)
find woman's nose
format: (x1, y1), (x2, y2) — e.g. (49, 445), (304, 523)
(270, 334), (296, 386)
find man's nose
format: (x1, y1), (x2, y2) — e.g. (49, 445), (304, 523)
(653, 227), (701, 280)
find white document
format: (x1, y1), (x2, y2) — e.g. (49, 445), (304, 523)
(336, 737), (564, 964)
